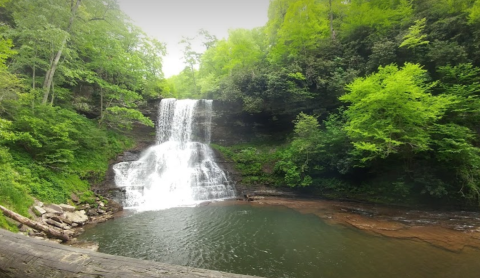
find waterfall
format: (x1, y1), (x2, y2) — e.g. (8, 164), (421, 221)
(113, 98), (236, 210)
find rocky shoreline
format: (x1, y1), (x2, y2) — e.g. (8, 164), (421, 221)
(2, 194), (123, 249)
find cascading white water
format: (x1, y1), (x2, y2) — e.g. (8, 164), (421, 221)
(113, 98), (236, 210)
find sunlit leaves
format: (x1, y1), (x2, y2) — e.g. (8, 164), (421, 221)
(339, 0), (413, 36)
(399, 18), (429, 49)
(341, 63), (451, 161)
(271, 0), (330, 62)
(469, 0), (480, 23)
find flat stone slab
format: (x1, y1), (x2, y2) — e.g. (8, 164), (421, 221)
(33, 206), (46, 216)
(0, 229), (262, 278)
(59, 204), (76, 212)
(64, 210), (88, 224)
(44, 204), (63, 214)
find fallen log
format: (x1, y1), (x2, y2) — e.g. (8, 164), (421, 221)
(0, 205), (71, 241)
(0, 229), (262, 278)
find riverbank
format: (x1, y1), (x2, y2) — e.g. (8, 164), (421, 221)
(218, 197), (480, 252)
(0, 195), (123, 245)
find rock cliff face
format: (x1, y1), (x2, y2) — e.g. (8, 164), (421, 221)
(210, 100), (294, 146)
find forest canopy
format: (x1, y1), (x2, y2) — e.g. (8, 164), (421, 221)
(170, 0), (480, 206)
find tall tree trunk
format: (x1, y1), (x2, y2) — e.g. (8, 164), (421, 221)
(329, 0), (336, 40)
(50, 81), (55, 106)
(99, 87), (104, 125)
(42, 0), (82, 104)
(32, 52), (36, 90)
(190, 64), (197, 95)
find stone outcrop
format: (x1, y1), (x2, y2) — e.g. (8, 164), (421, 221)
(210, 100), (294, 146)
(0, 229), (262, 278)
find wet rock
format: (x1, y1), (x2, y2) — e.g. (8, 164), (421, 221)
(44, 204), (63, 214)
(122, 151), (140, 162)
(97, 209), (106, 215)
(68, 239), (99, 252)
(90, 214), (114, 224)
(106, 199), (123, 213)
(59, 204), (76, 212)
(33, 206), (46, 216)
(65, 210), (88, 225)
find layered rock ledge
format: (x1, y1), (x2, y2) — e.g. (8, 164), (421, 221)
(0, 229), (261, 278)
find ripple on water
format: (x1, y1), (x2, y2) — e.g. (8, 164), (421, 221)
(79, 204), (480, 278)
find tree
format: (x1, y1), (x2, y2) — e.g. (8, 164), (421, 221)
(179, 37), (201, 96)
(340, 63), (452, 162)
(270, 0), (330, 63)
(339, 0), (413, 37)
(400, 18), (429, 49)
(469, 0), (480, 23)
(0, 35), (21, 107)
(41, 0), (82, 105)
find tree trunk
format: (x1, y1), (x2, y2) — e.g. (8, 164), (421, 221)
(32, 54), (36, 90)
(190, 64), (197, 95)
(99, 87), (104, 126)
(329, 0), (336, 40)
(50, 81), (55, 106)
(41, 0), (82, 104)
(0, 205), (71, 242)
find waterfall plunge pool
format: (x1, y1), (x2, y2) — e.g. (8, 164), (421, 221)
(78, 202), (480, 278)
(99, 98), (480, 277)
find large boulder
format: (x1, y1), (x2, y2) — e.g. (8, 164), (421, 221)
(44, 204), (63, 214)
(59, 204), (76, 212)
(64, 210), (88, 225)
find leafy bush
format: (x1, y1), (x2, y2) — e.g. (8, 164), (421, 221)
(0, 103), (132, 216)
(212, 143), (282, 186)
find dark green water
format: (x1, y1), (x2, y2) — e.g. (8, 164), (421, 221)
(79, 204), (480, 278)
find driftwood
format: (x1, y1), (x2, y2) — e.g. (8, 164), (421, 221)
(0, 205), (71, 241)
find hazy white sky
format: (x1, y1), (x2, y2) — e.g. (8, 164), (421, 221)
(118, 0), (270, 77)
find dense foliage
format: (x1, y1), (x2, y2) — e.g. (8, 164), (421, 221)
(171, 0), (480, 206)
(0, 0), (167, 229)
